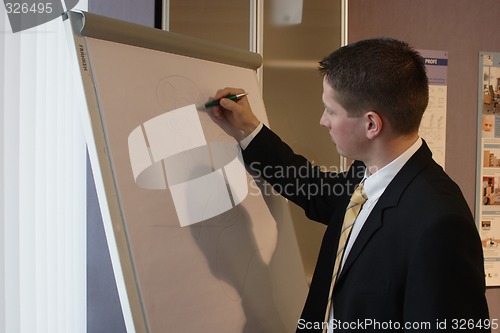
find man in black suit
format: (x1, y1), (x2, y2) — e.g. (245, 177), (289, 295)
(211, 38), (490, 332)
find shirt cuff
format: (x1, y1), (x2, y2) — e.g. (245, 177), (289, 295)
(239, 122), (263, 150)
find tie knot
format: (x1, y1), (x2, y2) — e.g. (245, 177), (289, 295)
(350, 181), (367, 206)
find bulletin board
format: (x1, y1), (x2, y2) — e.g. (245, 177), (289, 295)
(476, 52), (500, 287)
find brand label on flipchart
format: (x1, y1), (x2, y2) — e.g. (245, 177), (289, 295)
(3, 0), (79, 33)
(78, 44), (88, 72)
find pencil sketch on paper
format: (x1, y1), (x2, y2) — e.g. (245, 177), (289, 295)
(156, 75), (202, 111)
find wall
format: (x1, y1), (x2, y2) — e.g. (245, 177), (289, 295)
(168, 0), (250, 50)
(347, 0), (500, 327)
(86, 152), (126, 333)
(88, 0), (156, 28)
(262, 0), (342, 283)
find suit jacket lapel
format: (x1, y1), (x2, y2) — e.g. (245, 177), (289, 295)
(337, 141), (434, 282)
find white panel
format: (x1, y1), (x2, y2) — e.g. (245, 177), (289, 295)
(2, 18), (21, 333)
(0, 4), (87, 333)
(128, 126), (153, 180)
(143, 104), (206, 162)
(225, 152), (248, 206)
(169, 169), (232, 226)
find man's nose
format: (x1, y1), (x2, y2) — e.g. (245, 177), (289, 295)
(319, 109), (329, 127)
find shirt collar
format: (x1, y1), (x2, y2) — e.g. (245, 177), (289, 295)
(362, 137), (423, 201)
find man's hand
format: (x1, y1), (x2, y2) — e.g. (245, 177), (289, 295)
(211, 87), (261, 136)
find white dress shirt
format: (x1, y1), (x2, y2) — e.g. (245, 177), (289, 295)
(239, 122), (264, 150)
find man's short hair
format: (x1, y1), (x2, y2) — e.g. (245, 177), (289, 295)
(318, 37), (429, 134)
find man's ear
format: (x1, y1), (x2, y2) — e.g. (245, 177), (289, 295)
(365, 111), (383, 140)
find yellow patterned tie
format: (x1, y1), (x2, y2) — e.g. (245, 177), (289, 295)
(322, 181), (367, 332)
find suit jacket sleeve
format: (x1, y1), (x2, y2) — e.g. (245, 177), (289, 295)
(242, 125), (363, 225)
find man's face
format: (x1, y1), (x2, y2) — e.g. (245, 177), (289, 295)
(319, 78), (366, 160)
(483, 116), (494, 132)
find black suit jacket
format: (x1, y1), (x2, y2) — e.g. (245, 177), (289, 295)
(243, 125), (489, 332)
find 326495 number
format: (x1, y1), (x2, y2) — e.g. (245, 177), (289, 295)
(451, 318), (498, 330)
(5, 2), (53, 14)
